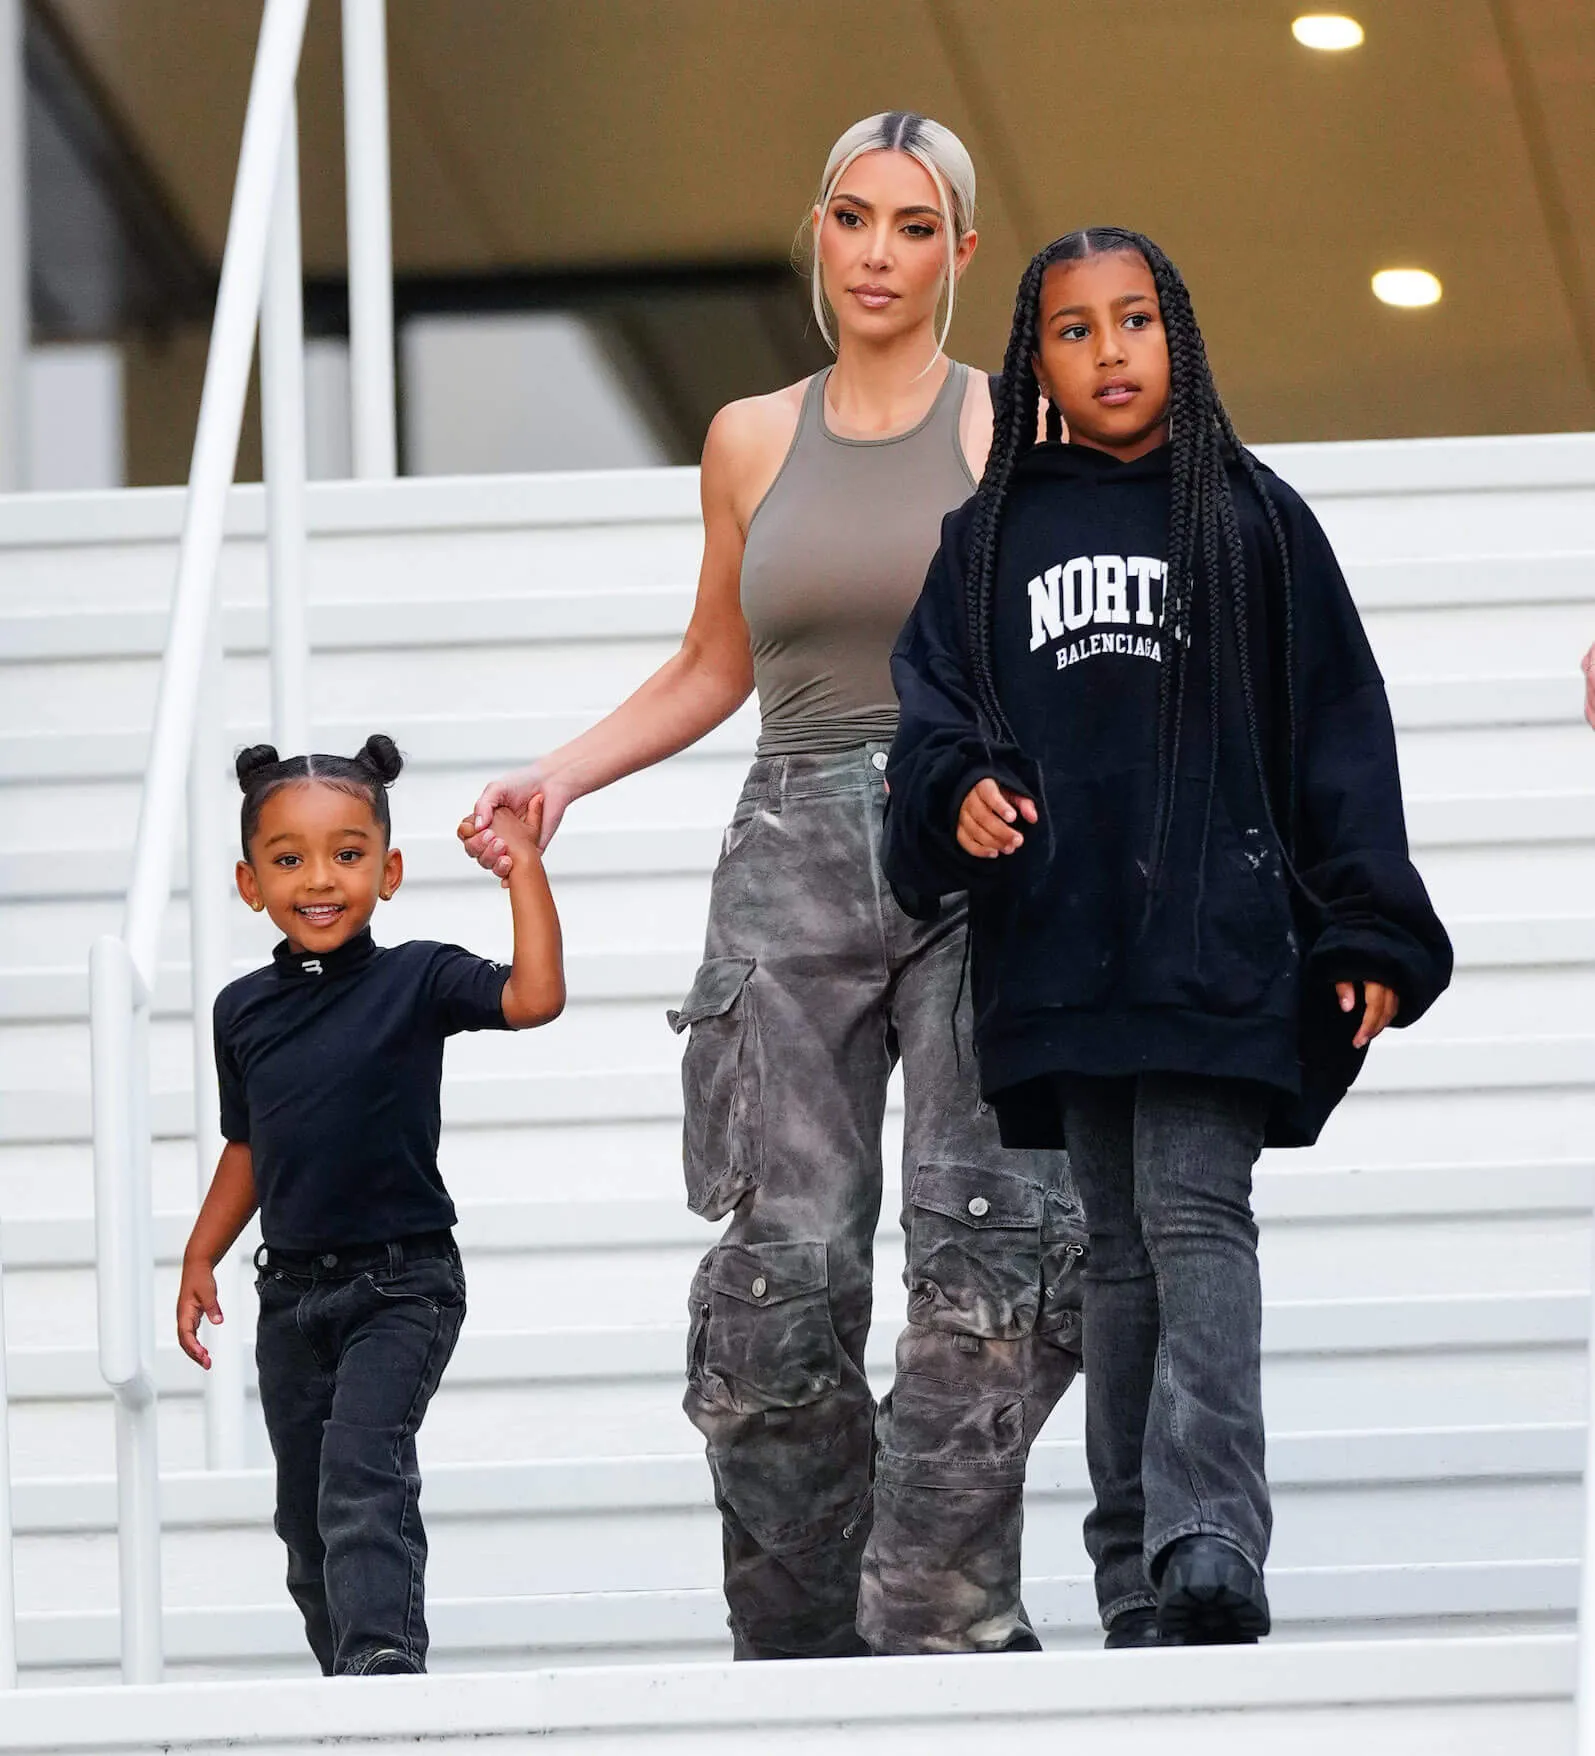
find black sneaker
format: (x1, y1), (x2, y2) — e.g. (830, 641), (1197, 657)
(1154, 1535), (1270, 1644)
(1104, 1606), (1163, 1649)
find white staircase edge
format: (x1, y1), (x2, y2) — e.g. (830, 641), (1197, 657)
(0, 1635), (1573, 1750)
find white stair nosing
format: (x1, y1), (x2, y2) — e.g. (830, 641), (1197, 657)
(6, 1293), (1586, 1405)
(4, 915), (1589, 1023)
(6, 795), (1595, 907)
(6, 1423), (1583, 1535)
(6, 1037), (1592, 1147)
(0, 1634), (1574, 1750)
(4, 1161), (1592, 1273)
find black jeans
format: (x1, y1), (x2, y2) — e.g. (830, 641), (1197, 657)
(1059, 1073), (1269, 1626)
(254, 1232), (465, 1675)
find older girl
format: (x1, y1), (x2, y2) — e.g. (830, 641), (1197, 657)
(463, 114), (1082, 1658)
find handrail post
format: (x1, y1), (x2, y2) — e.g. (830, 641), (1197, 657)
(90, 937), (162, 1683)
(0, 1234), (18, 1687)
(1577, 1205), (1595, 1754)
(260, 90), (311, 754)
(122, 0), (311, 983)
(341, 0), (397, 479)
(0, 0), (28, 493)
(187, 615), (246, 1470)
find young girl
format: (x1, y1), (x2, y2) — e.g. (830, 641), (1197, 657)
(883, 229), (1453, 1647)
(175, 734), (564, 1676)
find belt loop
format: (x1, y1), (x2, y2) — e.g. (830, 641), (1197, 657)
(771, 755), (788, 814)
(387, 1240), (402, 1277)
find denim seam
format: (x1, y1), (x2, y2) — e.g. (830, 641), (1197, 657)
(1142, 1228), (1214, 1528)
(1143, 1517), (1260, 1575)
(1101, 1589), (1158, 1625)
(394, 1297), (460, 1664)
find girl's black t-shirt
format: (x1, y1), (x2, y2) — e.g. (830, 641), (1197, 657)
(213, 928), (510, 1251)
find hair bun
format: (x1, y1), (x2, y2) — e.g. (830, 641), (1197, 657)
(235, 744), (281, 789)
(355, 733), (404, 785)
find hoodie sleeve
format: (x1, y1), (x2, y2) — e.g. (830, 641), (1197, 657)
(882, 509), (1046, 915)
(1279, 480), (1454, 1026)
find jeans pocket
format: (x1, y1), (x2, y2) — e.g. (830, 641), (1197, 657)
(1038, 1190), (1087, 1354)
(698, 1240), (839, 1416)
(906, 1162), (1045, 1340)
(668, 956), (762, 1219)
(364, 1256), (466, 1313)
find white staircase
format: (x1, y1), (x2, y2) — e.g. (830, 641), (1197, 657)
(1, 435), (1593, 1744)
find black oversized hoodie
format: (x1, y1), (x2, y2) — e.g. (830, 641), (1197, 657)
(882, 441), (1453, 1148)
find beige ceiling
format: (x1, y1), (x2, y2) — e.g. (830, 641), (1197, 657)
(48, 0), (1595, 443)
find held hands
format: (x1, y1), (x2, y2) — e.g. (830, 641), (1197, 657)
(461, 765), (572, 879)
(176, 1256), (222, 1371)
(958, 777), (1038, 859)
(1337, 980), (1400, 1049)
(458, 793), (549, 883)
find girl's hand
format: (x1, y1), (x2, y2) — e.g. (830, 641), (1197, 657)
(462, 765), (573, 877)
(958, 778), (1038, 858)
(1337, 979), (1400, 1049)
(1582, 641), (1595, 730)
(176, 1256), (222, 1370)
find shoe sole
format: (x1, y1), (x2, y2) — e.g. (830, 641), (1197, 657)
(1157, 1551), (1271, 1645)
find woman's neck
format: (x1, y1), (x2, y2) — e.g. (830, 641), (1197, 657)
(824, 326), (951, 440)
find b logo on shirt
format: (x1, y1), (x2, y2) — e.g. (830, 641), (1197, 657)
(1027, 553), (1177, 670)
(302, 959), (323, 975)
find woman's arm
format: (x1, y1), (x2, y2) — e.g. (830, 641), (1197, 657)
(463, 399), (783, 870)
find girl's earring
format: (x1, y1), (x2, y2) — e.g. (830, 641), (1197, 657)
(249, 899), (264, 912)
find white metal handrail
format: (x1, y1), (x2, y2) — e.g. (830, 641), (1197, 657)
(85, 0), (395, 1684)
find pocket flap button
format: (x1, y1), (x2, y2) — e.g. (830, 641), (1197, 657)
(751, 1276), (768, 1298)
(967, 1196), (990, 1218)
(871, 751), (888, 771)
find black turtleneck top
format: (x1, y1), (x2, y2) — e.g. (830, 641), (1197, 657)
(213, 930), (510, 1251)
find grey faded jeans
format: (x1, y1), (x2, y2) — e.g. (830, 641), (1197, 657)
(670, 744), (1083, 1658)
(1060, 1073), (1270, 1625)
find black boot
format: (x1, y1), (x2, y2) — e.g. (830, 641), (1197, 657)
(1155, 1536), (1270, 1645)
(1104, 1606), (1163, 1649)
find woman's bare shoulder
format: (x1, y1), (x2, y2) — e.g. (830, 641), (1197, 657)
(703, 377), (814, 525)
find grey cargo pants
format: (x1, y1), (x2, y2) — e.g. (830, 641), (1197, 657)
(669, 745), (1084, 1658)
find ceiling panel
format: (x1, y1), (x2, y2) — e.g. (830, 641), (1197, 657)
(36, 0), (1595, 442)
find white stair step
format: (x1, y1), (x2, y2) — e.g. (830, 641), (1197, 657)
(0, 1635), (1574, 1753)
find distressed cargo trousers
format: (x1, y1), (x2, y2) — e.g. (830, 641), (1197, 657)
(669, 744), (1084, 1659)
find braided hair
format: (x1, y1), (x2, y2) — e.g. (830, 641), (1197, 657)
(964, 227), (1300, 897)
(236, 733), (404, 858)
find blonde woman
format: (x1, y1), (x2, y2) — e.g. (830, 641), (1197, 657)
(463, 113), (1083, 1658)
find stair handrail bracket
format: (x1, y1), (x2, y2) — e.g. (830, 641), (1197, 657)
(85, 0), (313, 1687)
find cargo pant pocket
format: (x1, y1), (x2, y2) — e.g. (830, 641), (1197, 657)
(694, 1240), (840, 1417)
(1038, 1189), (1088, 1356)
(668, 956), (761, 1219)
(906, 1162), (1045, 1340)
(876, 1371), (1025, 1488)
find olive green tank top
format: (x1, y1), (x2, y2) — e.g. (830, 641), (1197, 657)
(740, 360), (977, 757)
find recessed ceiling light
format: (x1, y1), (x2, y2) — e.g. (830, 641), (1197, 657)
(1372, 268), (1443, 307)
(1292, 14), (1365, 50)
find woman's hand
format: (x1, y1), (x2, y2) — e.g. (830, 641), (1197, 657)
(461, 764), (574, 878)
(1337, 979), (1400, 1049)
(1582, 641), (1595, 730)
(957, 778), (1038, 858)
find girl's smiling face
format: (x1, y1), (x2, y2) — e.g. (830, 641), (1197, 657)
(236, 780), (402, 954)
(1033, 252), (1172, 462)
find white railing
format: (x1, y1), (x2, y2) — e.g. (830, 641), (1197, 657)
(84, 0), (395, 1684)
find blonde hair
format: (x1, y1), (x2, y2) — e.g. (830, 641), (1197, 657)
(809, 111), (977, 358)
